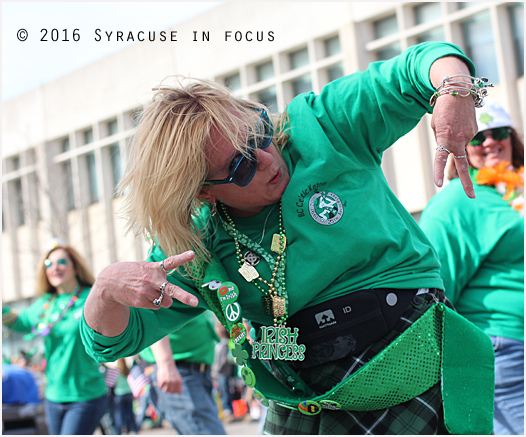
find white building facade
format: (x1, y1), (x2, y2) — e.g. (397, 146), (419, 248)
(2, 1), (524, 355)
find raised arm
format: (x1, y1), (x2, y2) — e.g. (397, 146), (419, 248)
(429, 56), (479, 198)
(83, 250), (198, 337)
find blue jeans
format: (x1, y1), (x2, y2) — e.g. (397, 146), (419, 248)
(216, 375), (234, 414)
(490, 336), (524, 435)
(114, 393), (139, 434)
(44, 394), (108, 435)
(150, 364), (227, 435)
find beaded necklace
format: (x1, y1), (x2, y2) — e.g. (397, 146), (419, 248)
(30, 285), (82, 338)
(220, 201), (288, 326)
(206, 202), (306, 397)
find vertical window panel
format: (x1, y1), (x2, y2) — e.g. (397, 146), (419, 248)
(224, 73), (241, 91)
(256, 61), (274, 82)
(327, 64), (344, 82)
(377, 43), (401, 61)
(292, 75), (312, 97)
(87, 152), (99, 204)
(414, 3), (442, 24)
(461, 13), (499, 83)
(110, 144), (123, 196)
(257, 88), (278, 113)
(374, 15), (398, 39)
(324, 36), (341, 57)
(509, 3), (524, 77)
(289, 47), (309, 70)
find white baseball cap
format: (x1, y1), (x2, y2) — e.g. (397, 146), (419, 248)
(475, 98), (513, 133)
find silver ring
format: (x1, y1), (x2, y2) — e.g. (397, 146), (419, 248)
(454, 154), (466, 159)
(436, 145), (452, 154)
(159, 260), (169, 274)
(153, 281), (168, 306)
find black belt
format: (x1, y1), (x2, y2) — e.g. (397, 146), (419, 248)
(175, 360), (211, 373)
(286, 288), (418, 368)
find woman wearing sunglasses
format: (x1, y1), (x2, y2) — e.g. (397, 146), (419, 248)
(2, 242), (108, 435)
(82, 42), (496, 435)
(420, 99), (524, 435)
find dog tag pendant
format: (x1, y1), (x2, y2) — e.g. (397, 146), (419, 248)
(261, 295), (274, 317)
(238, 262), (259, 282)
(272, 296), (286, 318)
(262, 295), (286, 318)
(271, 234), (286, 253)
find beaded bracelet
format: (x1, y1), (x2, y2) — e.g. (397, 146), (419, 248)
(429, 75), (493, 108)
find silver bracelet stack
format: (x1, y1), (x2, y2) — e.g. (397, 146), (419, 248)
(429, 75), (493, 108)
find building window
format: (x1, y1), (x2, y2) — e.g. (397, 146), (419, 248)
(324, 36), (341, 57)
(374, 15), (398, 39)
(292, 75), (312, 97)
(12, 156), (20, 171)
(107, 119), (118, 136)
(87, 152), (99, 204)
(83, 128), (93, 145)
(416, 28), (446, 44)
(26, 150), (36, 166)
(224, 73), (241, 91)
(14, 179), (25, 226)
(29, 173), (41, 221)
(377, 43), (401, 61)
(256, 61), (274, 82)
(327, 64), (344, 82)
(289, 47), (309, 70)
(414, 3), (442, 24)
(110, 144), (123, 196)
(61, 137), (70, 153)
(458, 2), (482, 10)
(461, 13), (499, 84)
(509, 3), (524, 77)
(62, 161), (75, 211)
(256, 87), (278, 113)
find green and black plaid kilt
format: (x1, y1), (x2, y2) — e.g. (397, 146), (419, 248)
(263, 290), (453, 435)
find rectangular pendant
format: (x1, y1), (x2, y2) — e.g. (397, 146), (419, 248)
(238, 262), (259, 282)
(272, 296), (286, 318)
(261, 295), (274, 317)
(271, 234), (286, 253)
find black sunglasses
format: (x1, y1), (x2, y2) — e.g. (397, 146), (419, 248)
(203, 108), (273, 188)
(470, 127), (510, 146)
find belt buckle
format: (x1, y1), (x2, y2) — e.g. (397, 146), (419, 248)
(199, 363), (206, 373)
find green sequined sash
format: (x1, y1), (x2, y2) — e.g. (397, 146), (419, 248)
(196, 257), (495, 435)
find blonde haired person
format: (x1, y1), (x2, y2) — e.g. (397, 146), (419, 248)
(3, 243), (108, 435)
(420, 99), (524, 435)
(82, 42), (496, 435)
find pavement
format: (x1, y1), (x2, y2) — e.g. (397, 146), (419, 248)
(103, 417), (261, 436)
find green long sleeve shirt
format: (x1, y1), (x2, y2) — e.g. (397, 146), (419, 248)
(81, 41), (476, 363)
(13, 287), (107, 402)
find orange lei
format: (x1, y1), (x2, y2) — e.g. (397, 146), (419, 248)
(475, 161), (524, 214)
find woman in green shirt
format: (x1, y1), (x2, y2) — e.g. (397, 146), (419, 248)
(3, 243), (108, 435)
(82, 42), (495, 435)
(420, 99), (524, 435)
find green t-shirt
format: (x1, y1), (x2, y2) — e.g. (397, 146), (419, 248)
(139, 312), (218, 364)
(420, 176), (524, 341)
(12, 287), (107, 402)
(81, 41), (476, 363)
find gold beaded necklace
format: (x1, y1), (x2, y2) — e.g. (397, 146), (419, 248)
(220, 201), (288, 326)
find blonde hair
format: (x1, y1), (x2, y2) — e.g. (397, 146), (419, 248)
(118, 77), (289, 276)
(35, 245), (95, 296)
